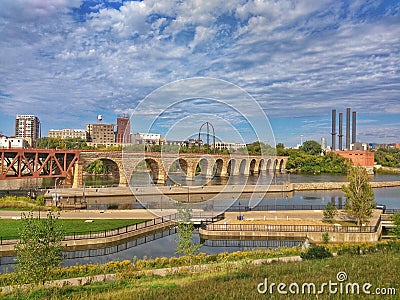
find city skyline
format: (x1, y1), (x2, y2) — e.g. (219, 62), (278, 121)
(1, 1), (399, 146)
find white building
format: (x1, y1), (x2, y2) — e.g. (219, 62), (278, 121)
(131, 133), (161, 145)
(0, 136), (29, 148)
(48, 129), (87, 140)
(214, 141), (246, 151)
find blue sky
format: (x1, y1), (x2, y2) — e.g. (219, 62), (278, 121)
(0, 0), (399, 147)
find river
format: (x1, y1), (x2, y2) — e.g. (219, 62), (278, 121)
(1, 174), (399, 273)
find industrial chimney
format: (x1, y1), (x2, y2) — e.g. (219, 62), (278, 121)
(331, 109), (336, 150)
(338, 112), (343, 151)
(346, 108), (351, 150)
(352, 111), (357, 144)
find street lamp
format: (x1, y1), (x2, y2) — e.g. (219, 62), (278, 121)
(54, 178), (60, 207)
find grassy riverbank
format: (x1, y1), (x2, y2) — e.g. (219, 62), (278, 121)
(0, 241), (399, 299)
(2, 245), (399, 299)
(0, 219), (148, 239)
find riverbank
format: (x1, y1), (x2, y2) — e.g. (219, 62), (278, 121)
(1, 247), (399, 299)
(43, 180), (400, 200)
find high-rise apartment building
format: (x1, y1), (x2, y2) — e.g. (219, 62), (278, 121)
(116, 116), (131, 144)
(86, 123), (115, 146)
(14, 115), (40, 147)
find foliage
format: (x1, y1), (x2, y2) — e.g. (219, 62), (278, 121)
(245, 141), (276, 156)
(85, 160), (109, 174)
(35, 195), (45, 207)
(322, 202), (338, 223)
(300, 245), (332, 260)
(322, 232), (330, 244)
(175, 206), (202, 258)
(36, 137), (88, 150)
(332, 240), (400, 256)
(389, 212), (400, 239)
(5, 246), (399, 299)
(374, 148), (400, 168)
(283, 149), (349, 173)
(342, 166), (376, 225)
(14, 211), (65, 285)
(301, 140), (322, 155)
(0, 196), (36, 209)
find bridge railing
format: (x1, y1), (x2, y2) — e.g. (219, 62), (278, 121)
(385, 209), (400, 214)
(203, 216), (381, 234)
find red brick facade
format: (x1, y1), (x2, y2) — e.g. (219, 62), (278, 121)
(335, 150), (374, 167)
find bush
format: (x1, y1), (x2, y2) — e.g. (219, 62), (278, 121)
(300, 245), (332, 260)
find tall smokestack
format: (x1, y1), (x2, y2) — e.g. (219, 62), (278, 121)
(352, 111), (357, 144)
(331, 109), (336, 150)
(338, 112), (343, 151)
(346, 107), (351, 150)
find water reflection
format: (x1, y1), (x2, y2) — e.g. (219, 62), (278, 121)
(86, 172), (400, 188)
(0, 229), (303, 273)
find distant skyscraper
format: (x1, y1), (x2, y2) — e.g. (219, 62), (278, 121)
(14, 115), (40, 147)
(116, 116), (131, 144)
(321, 137), (326, 150)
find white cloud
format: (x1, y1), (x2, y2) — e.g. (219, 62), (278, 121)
(0, 0), (399, 144)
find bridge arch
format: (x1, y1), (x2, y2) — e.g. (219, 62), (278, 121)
(130, 158), (162, 185)
(239, 159), (247, 175)
(266, 159), (272, 172)
(82, 158), (120, 186)
(167, 158), (189, 185)
(249, 159), (257, 175)
(258, 159), (265, 174)
(227, 159), (235, 175)
(213, 159), (224, 177)
(196, 158), (209, 177)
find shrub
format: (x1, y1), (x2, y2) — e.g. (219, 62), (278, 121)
(300, 245), (332, 260)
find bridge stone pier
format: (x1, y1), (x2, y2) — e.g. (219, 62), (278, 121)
(72, 151), (288, 188)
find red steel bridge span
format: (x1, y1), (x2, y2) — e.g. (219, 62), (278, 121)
(0, 149), (80, 180)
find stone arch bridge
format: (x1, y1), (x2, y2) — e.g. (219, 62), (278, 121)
(72, 151), (288, 188)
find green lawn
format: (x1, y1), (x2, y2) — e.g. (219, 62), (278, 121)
(0, 219), (148, 239)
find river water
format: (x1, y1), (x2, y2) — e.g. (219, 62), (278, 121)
(1, 174), (400, 273)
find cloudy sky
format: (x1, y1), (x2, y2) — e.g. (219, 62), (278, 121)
(0, 0), (399, 147)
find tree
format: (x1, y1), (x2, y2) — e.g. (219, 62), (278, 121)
(301, 140), (322, 155)
(85, 160), (109, 174)
(342, 166), (376, 225)
(175, 206), (201, 259)
(15, 211), (65, 285)
(323, 202), (338, 223)
(36, 195), (46, 219)
(389, 212), (400, 239)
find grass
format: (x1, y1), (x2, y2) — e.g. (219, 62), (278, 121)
(2, 249), (399, 299)
(0, 219), (148, 239)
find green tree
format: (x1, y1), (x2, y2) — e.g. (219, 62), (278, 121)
(36, 195), (46, 219)
(323, 202), (338, 223)
(85, 160), (108, 174)
(15, 211), (65, 285)
(342, 166), (376, 225)
(175, 206), (201, 259)
(301, 140), (322, 155)
(389, 212), (400, 239)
